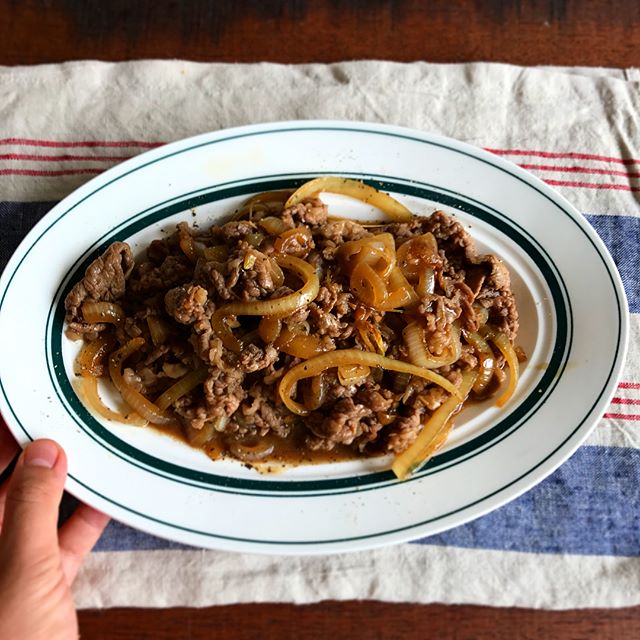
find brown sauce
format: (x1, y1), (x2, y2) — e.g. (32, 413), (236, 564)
(149, 421), (369, 472)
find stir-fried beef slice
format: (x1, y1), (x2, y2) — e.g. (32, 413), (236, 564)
(165, 285), (208, 324)
(236, 384), (291, 437)
(129, 255), (193, 296)
(202, 368), (246, 420)
(280, 198), (328, 227)
(385, 407), (424, 453)
(65, 242), (134, 323)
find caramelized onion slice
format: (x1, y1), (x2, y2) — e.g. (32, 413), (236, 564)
(339, 233), (397, 279)
(482, 327), (520, 407)
(397, 233), (439, 279)
(108, 338), (175, 425)
(82, 301), (124, 325)
(464, 330), (495, 394)
(302, 374), (327, 411)
(213, 255), (320, 352)
(259, 216), (291, 235)
(147, 316), (173, 346)
(274, 328), (332, 359)
(278, 349), (461, 415)
(74, 335), (115, 377)
(379, 267), (419, 310)
(391, 369), (478, 480)
(337, 364), (371, 385)
(285, 177), (412, 222)
(74, 375), (147, 426)
(350, 262), (389, 308)
(155, 367), (209, 411)
(403, 322), (462, 369)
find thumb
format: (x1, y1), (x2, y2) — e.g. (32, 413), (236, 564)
(0, 439), (67, 560)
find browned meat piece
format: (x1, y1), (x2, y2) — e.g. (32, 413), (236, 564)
(129, 255), (193, 296)
(280, 198), (328, 227)
(385, 407), (424, 453)
(165, 285), (208, 324)
(236, 344), (279, 373)
(308, 397), (372, 447)
(64, 242), (134, 322)
(237, 385), (291, 437)
(203, 368), (246, 419)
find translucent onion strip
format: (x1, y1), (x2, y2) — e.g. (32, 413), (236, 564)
(258, 317), (282, 343)
(74, 335), (115, 377)
(203, 245), (229, 261)
(482, 327), (520, 407)
(274, 226), (314, 257)
(285, 177), (413, 221)
(108, 338), (175, 425)
(397, 233), (439, 279)
(278, 349), (461, 415)
(213, 255), (320, 352)
(274, 328), (332, 359)
(464, 330), (496, 394)
(379, 267), (419, 310)
(337, 364), (371, 385)
(302, 374), (327, 411)
(350, 262), (388, 308)
(147, 316), (172, 346)
(259, 216), (290, 235)
(82, 301), (124, 325)
(74, 375), (147, 426)
(391, 369), (478, 480)
(403, 322), (462, 369)
(155, 367), (209, 410)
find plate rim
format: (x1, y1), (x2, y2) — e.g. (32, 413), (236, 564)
(0, 120), (629, 552)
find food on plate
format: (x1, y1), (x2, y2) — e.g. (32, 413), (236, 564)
(64, 177), (521, 479)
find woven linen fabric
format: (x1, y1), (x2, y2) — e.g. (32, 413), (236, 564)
(0, 61), (638, 610)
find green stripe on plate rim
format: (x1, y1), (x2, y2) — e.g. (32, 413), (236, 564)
(45, 172), (571, 496)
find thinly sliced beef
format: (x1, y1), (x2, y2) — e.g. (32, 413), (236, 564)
(64, 242), (134, 322)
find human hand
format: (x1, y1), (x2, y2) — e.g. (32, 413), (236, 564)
(0, 419), (110, 640)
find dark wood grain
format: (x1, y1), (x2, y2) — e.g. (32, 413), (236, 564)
(78, 602), (640, 640)
(0, 0), (639, 67)
(2, 0), (638, 637)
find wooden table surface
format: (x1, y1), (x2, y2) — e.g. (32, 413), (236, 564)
(1, 1), (639, 638)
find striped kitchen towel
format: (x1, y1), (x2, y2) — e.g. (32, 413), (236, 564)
(0, 61), (638, 609)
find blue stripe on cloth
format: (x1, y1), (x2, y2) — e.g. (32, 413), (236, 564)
(584, 214), (640, 313)
(92, 446), (640, 555)
(0, 201), (56, 274)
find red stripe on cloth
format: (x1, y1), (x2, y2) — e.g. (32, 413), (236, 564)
(603, 413), (640, 421)
(611, 397), (640, 405)
(0, 153), (133, 162)
(0, 138), (163, 149)
(0, 168), (103, 177)
(543, 179), (640, 192)
(486, 148), (640, 166)
(618, 382), (640, 389)
(519, 163), (640, 179)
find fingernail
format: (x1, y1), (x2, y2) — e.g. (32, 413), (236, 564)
(24, 440), (60, 469)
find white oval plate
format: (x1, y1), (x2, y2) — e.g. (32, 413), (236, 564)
(0, 122), (628, 554)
